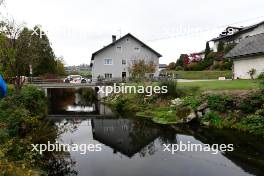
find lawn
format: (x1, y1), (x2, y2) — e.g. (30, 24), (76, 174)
(164, 71), (232, 79)
(178, 80), (259, 91)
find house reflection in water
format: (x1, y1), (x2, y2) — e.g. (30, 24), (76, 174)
(91, 118), (161, 157)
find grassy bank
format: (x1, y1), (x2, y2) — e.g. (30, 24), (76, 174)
(106, 79), (264, 137)
(178, 80), (258, 91)
(164, 70), (232, 79)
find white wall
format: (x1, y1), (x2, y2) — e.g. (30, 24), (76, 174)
(233, 55), (264, 79)
(92, 36), (160, 80)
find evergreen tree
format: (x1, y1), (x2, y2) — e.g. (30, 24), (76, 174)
(176, 54), (186, 67)
(205, 42), (210, 58)
(217, 41), (224, 52)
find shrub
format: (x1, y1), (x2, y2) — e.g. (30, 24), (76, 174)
(207, 94), (233, 112)
(247, 68), (256, 79)
(158, 79), (178, 98)
(182, 96), (200, 109)
(239, 115), (264, 137)
(18, 85), (47, 117)
(167, 62), (176, 70)
(258, 72), (264, 92)
(175, 66), (183, 71)
(202, 111), (222, 127)
(238, 93), (264, 113)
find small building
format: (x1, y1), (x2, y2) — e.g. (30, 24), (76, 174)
(210, 21), (264, 52)
(225, 33), (264, 79)
(90, 33), (162, 81)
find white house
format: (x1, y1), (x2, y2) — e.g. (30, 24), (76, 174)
(225, 33), (264, 79)
(90, 33), (162, 81)
(210, 21), (264, 52)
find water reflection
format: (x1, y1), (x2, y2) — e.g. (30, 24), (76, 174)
(91, 118), (163, 157)
(51, 117), (264, 176)
(48, 88), (99, 114)
(47, 88), (264, 176)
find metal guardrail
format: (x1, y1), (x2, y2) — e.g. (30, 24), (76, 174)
(26, 76), (176, 85)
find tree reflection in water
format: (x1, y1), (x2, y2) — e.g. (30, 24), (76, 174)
(43, 152), (78, 176)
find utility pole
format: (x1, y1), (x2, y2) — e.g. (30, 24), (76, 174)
(29, 64), (32, 83)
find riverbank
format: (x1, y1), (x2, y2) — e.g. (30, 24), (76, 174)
(105, 80), (264, 138)
(0, 85), (58, 175)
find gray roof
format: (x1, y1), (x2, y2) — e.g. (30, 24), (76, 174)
(211, 21), (264, 42)
(159, 64), (167, 68)
(224, 33), (264, 59)
(91, 33), (162, 60)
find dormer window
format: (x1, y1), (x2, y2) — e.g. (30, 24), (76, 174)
(116, 46), (122, 52)
(134, 47), (140, 52)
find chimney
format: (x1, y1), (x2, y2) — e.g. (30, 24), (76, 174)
(112, 35), (116, 42)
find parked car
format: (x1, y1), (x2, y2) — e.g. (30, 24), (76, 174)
(64, 75), (88, 84)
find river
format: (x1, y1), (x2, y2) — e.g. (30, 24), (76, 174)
(46, 88), (264, 176)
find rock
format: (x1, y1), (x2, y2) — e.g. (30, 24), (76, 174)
(197, 103), (208, 111)
(186, 110), (196, 122)
(202, 121), (210, 126)
(197, 111), (203, 118)
(204, 108), (211, 114)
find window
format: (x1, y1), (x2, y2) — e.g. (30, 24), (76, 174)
(105, 73), (112, 79)
(104, 58), (113, 65)
(131, 59), (136, 65)
(116, 46), (122, 52)
(134, 47), (140, 52)
(122, 59), (126, 65)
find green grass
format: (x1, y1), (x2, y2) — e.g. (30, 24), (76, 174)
(164, 71), (232, 79)
(178, 80), (259, 91)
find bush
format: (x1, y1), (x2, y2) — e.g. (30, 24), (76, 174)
(0, 85), (48, 136)
(158, 79), (178, 98)
(202, 111), (222, 127)
(258, 72), (264, 92)
(207, 94), (233, 112)
(239, 115), (264, 137)
(18, 85), (47, 117)
(182, 96), (200, 109)
(238, 93), (264, 113)
(175, 66), (183, 71)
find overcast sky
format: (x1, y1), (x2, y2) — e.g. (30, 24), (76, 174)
(1, 0), (264, 66)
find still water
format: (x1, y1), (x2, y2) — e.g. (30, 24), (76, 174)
(47, 88), (264, 176)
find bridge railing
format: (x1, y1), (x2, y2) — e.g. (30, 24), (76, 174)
(27, 77), (65, 84)
(27, 76), (175, 85)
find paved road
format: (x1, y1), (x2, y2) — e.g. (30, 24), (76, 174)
(176, 79), (232, 82)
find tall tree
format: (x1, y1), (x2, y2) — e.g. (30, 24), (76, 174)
(0, 18), (25, 90)
(205, 42), (210, 58)
(176, 54), (187, 67)
(217, 41), (224, 52)
(29, 26), (57, 76)
(0, 19), (64, 90)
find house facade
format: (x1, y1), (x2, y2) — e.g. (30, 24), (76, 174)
(90, 33), (162, 81)
(210, 21), (264, 52)
(225, 33), (264, 79)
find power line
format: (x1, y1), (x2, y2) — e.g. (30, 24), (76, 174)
(147, 15), (264, 42)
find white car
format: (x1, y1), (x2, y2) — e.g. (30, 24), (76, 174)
(64, 75), (87, 84)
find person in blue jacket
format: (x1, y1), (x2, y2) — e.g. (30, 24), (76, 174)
(0, 75), (7, 98)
